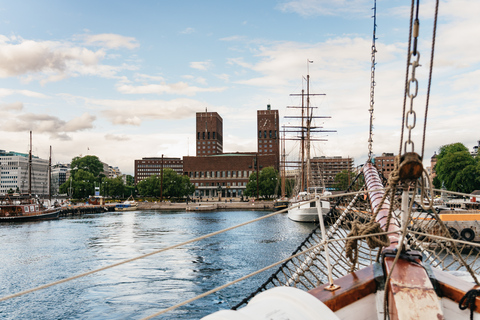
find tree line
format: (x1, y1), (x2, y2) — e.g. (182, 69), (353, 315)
(59, 155), (362, 200)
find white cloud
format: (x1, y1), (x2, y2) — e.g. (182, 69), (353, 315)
(180, 27), (195, 34)
(116, 81), (227, 96)
(82, 33), (140, 49)
(190, 60), (213, 71)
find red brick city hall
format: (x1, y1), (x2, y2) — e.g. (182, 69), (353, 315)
(134, 106), (280, 198)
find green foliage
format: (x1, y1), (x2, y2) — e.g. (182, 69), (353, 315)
(245, 167), (279, 199)
(136, 169), (194, 198)
(125, 175), (134, 186)
(59, 155), (103, 198)
(435, 142), (480, 193)
(333, 170), (364, 191)
(59, 169), (96, 198)
(71, 155), (104, 179)
(102, 176), (125, 197)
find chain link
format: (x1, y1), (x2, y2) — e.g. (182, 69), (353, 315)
(404, 51), (421, 153)
(367, 1), (377, 160)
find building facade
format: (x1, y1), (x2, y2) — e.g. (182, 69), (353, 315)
(374, 153), (396, 179)
(310, 156), (354, 190)
(0, 150), (49, 196)
(196, 111), (223, 156)
(51, 163), (69, 195)
(134, 157), (183, 184)
(183, 153), (278, 198)
(257, 105), (280, 158)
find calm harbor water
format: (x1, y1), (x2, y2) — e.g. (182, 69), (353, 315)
(0, 209), (315, 319)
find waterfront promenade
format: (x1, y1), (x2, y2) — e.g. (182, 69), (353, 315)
(138, 199), (274, 211)
(57, 200), (274, 216)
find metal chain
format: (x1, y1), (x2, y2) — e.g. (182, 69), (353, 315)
(402, 0), (421, 155)
(367, 0), (377, 161)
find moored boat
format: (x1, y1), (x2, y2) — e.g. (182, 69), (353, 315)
(0, 194), (59, 222)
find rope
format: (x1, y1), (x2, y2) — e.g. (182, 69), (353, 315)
(398, 0), (416, 156)
(459, 289), (480, 320)
(421, 0), (439, 159)
(346, 220), (390, 271)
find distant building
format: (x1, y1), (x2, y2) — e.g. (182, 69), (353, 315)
(196, 111), (223, 156)
(51, 163), (69, 195)
(0, 150), (49, 196)
(257, 105), (280, 158)
(374, 153), (396, 179)
(472, 140), (480, 156)
(183, 153), (277, 198)
(310, 156), (354, 190)
(134, 157), (183, 184)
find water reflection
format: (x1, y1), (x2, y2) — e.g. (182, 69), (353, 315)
(0, 210), (315, 319)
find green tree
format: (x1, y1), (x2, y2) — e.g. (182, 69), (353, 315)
(333, 170), (364, 191)
(70, 155), (104, 179)
(60, 169), (96, 198)
(125, 175), (135, 196)
(435, 143), (480, 193)
(59, 155), (108, 199)
(102, 176), (125, 198)
(136, 169), (194, 198)
(245, 167), (279, 199)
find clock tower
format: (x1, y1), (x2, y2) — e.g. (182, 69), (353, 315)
(257, 105), (280, 169)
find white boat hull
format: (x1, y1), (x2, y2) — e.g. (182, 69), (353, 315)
(288, 200), (330, 222)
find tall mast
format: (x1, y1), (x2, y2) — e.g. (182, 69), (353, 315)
(48, 146), (52, 202)
(28, 131), (32, 196)
(306, 74), (311, 193)
(281, 127), (286, 198)
(300, 89), (305, 192)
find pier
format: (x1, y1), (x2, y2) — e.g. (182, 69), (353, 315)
(56, 200), (274, 216)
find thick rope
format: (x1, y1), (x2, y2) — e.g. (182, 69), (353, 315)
(459, 289), (480, 320)
(346, 220), (390, 271)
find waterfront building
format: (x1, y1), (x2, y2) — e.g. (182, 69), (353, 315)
(134, 157), (183, 184)
(196, 111), (223, 156)
(183, 105), (280, 198)
(374, 152), (396, 179)
(310, 156), (354, 190)
(257, 105), (280, 158)
(51, 163), (69, 195)
(0, 150), (49, 196)
(183, 153), (277, 198)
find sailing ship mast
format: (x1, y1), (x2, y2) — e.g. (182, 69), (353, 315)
(284, 64), (333, 194)
(28, 131), (32, 197)
(48, 146), (52, 202)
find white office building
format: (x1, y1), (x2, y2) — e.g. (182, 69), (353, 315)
(0, 150), (49, 196)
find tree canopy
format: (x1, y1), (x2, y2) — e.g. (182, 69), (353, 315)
(70, 155), (105, 179)
(434, 142), (480, 193)
(245, 167), (279, 199)
(333, 170), (364, 191)
(136, 168), (194, 198)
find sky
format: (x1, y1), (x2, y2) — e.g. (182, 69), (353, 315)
(0, 0), (479, 175)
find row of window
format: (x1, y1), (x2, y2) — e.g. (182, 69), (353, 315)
(258, 130), (277, 139)
(137, 163), (181, 167)
(198, 131), (217, 140)
(137, 165), (182, 171)
(187, 170), (253, 178)
(194, 182), (247, 187)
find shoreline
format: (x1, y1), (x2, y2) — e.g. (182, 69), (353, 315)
(137, 200), (274, 211)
